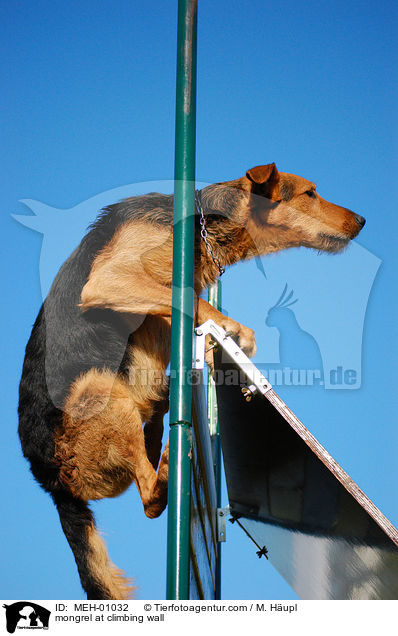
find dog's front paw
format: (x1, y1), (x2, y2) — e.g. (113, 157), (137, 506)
(223, 320), (257, 358)
(235, 325), (257, 358)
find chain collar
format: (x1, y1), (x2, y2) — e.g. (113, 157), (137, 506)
(195, 189), (225, 277)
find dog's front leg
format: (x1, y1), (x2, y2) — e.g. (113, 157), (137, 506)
(79, 266), (173, 317)
(196, 298), (257, 358)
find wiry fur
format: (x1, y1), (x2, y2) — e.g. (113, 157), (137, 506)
(18, 163), (365, 599)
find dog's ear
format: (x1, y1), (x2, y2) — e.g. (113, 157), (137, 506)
(246, 163), (280, 199)
(246, 163), (278, 184)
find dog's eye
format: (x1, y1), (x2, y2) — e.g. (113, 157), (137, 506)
(305, 190), (316, 198)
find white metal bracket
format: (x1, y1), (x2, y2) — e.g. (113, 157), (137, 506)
(216, 506), (230, 542)
(194, 319), (272, 397)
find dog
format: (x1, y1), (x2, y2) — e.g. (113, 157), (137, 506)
(18, 163), (365, 599)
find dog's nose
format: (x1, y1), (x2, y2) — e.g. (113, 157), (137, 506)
(354, 213), (366, 228)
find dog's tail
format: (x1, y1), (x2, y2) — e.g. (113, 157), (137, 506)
(52, 490), (133, 600)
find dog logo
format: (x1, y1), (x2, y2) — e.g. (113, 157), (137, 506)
(3, 603), (50, 633)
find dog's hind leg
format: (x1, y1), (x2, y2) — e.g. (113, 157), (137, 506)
(55, 368), (169, 512)
(144, 398), (169, 470)
(143, 373), (170, 470)
(54, 368), (169, 591)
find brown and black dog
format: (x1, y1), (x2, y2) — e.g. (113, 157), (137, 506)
(18, 163), (365, 599)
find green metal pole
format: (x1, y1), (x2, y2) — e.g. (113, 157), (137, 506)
(207, 282), (222, 599)
(166, 0), (197, 600)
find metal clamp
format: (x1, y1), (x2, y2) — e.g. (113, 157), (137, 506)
(194, 320), (272, 396)
(216, 506), (230, 542)
(194, 320), (225, 370)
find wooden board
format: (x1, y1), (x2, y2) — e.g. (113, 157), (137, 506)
(214, 353), (398, 600)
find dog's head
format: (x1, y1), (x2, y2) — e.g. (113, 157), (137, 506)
(242, 163), (365, 254)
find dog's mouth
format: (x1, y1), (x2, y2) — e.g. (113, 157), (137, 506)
(317, 233), (351, 253)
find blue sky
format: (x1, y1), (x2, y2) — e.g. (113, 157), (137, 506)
(1, 0), (397, 600)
